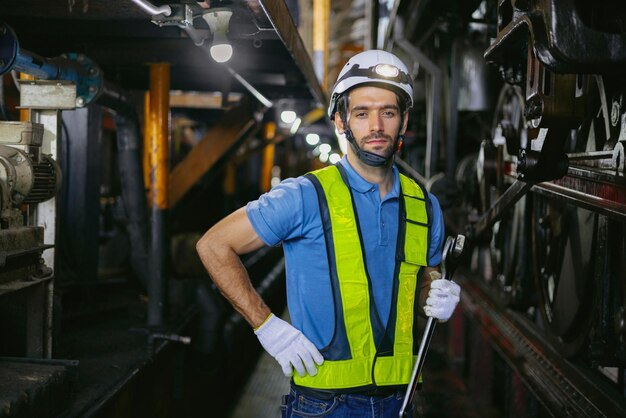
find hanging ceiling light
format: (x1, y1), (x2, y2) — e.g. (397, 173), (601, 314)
(202, 8), (233, 63)
(305, 133), (320, 146)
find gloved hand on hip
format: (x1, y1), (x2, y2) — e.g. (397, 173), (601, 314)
(424, 272), (461, 322)
(254, 313), (324, 377)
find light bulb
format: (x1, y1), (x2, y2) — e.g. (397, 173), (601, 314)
(305, 133), (320, 146)
(203, 9), (233, 63)
(280, 110), (297, 124)
(210, 43), (233, 63)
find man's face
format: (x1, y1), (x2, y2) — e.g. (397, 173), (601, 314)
(335, 85), (407, 160)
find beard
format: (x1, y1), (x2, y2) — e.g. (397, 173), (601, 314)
(359, 132), (396, 158)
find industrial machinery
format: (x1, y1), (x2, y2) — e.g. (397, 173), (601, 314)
(381, 0), (626, 415)
(472, 0), (626, 364)
(0, 120), (60, 354)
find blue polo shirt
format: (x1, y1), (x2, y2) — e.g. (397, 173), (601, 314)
(246, 156), (444, 349)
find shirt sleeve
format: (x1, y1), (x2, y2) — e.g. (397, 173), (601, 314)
(427, 192), (445, 266)
(245, 178), (304, 246)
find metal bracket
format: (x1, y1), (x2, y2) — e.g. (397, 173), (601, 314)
(19, 80), (76, 110)
(469, 179), (533, 242)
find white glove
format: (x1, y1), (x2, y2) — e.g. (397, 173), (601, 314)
(254, 313), (324, 377)
(424, 278), (461, 322)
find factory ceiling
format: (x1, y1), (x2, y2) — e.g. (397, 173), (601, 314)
(1, 0), (325, 109)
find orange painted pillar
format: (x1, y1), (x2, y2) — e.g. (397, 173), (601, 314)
(143, 91), (152, 205)
(313, 0), (330, 90)
(260, 122), (276, 192)
(148, 62), (170, 327)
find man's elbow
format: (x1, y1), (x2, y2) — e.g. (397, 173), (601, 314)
(196, 230), (219, 262)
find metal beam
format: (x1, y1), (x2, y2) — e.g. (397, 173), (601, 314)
(259, 0), (327, 106)
(168, 105), (259, 207)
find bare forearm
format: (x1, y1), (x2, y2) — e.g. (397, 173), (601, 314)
(196, 207), (270, 328)
(197, 240), (270, 327)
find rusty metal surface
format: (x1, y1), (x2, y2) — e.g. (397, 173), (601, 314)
(149, 63), (170, 211)
(462, 277), (626, 417)
(532, 166), (626, 221)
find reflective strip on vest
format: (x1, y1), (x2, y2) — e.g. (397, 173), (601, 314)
(294, 165), (429, 390)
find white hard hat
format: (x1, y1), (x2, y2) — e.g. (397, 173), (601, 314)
(328, 49), (413, 118)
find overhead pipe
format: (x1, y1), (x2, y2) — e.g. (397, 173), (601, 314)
(0, 23), (102, 107)
(393, 36), (442, 179)
(129, 0), (172, 17)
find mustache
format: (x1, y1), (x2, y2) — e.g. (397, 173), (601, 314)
(363, 133), (393, 142)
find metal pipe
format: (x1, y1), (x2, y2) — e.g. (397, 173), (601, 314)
(182, 26), (211, 47)
(1, 24), (101, 107)
(395, 156), (427, 185)
(112, 115), (151, 288)
(130, 0), (172, 17)
(97, 82), (151, 290)
(98, 80), (137, 117)
(14, 50), (68, 80)
(393, 37), (441, 179)
(196, 283), (224, 354)
(225, 65), (273, 108)
(0, 24), (69, 81)
(148, 63), (170, 328)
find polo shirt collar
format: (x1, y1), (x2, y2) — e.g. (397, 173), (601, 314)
(337, 155), (400, 198)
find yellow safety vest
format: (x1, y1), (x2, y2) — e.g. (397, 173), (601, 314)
(295, 164), (430, 391)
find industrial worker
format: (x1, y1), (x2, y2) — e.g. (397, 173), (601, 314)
(196, 49), (461, 417)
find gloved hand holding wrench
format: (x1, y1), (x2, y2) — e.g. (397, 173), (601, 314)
(399, 234), (465, 417)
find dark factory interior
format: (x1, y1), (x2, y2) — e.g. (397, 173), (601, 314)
(0, 1), (625, 417)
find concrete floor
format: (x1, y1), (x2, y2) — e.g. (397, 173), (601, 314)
(229, 348), (290, 418)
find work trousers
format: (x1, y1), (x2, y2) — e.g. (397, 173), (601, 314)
(281, 387), (414, 418)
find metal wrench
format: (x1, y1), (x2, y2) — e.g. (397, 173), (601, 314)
(399, 234), (465, 417)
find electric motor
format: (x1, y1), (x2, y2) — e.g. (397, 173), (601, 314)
(0, 122), (61, 210)
(0, 145), (60, 206)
